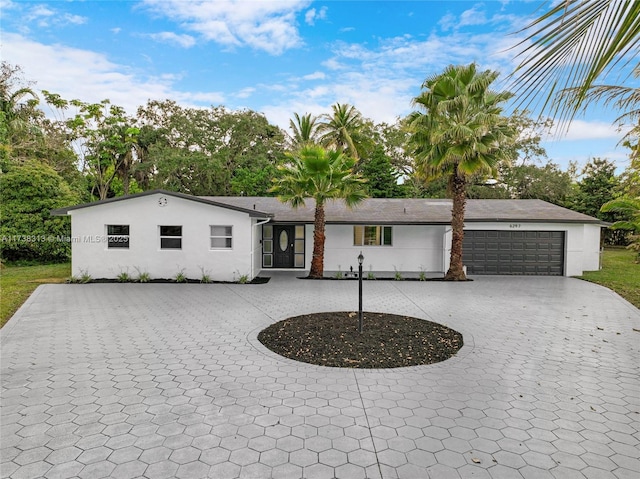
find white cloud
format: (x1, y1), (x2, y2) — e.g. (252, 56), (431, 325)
(302, 71), (326, 81)
(146, 32), (196, 48)
(1, 33), (224, 115)
(22, 3), (87, 28)
(459, 5), (488, 28)
(235, 87), (256, 99)
(63, 14), (88, 26)
(322, 58), (346, 71)
(305, 6), (327, 26)
(550, 120), (625, 141)
(141, 0), (311, 55)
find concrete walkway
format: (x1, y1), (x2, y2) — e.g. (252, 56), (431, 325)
(1, 275), (639, 479)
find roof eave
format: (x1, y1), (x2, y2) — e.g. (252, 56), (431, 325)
(50, 190), (273, 218)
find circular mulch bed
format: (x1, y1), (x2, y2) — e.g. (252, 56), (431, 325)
(257, 311), (463, 369)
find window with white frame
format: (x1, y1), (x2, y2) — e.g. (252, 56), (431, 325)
(160, 225), (182, 249)
(210, 225), (232, 249)
(353, 225), (392, 246)
(107, 225), (129, 248)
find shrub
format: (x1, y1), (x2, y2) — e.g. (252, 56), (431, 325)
(174, 269), (187, 283)
(117, 270), (131, 282)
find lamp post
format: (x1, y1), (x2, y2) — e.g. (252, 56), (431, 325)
(358, 251), (364, 333)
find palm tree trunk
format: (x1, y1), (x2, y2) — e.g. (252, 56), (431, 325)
(309, 201), (326, 278)
(445, 168), (468, 281)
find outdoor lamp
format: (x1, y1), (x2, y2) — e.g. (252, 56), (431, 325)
(358, 251), (364, 332)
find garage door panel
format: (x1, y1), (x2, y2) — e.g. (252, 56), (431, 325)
(463, 230), (565, 276)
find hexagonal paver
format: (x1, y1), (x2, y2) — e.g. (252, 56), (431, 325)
(2, 279), (638, 479)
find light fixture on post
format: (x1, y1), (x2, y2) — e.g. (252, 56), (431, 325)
(358, 251), (364, 333)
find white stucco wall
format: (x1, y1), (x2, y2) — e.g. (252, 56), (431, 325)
(582, 224), (603, 272)
(318, 224), (446, 274)
(461, 222), (602, 276)
(69, 193), (255, 281)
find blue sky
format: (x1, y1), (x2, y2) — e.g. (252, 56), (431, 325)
(2, 0), (636, 173)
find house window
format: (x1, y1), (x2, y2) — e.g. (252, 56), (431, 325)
(262, 225), (273, 267)
(354, 226), (392, 246)
(107, 225), (129, 249)
(160, 225), (182, 249)
(210, 226), (232, 249)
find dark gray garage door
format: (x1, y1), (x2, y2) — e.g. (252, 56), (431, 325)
(463, 230), (565, 275)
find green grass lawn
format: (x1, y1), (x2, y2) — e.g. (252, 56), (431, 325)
(577, 248), (640, 309)
(1, 263), (70, 328)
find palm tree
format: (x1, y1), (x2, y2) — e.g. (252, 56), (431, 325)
(510, 0), (640, 124)
(270, 145), (367, 278)
(1, 64), (42, 156)
(288, 112), (319, 149)
(567, 66), (640, 160)
(318, 103), (364, 160)
(407, 63), (515, 281)
(601, 196), (640, 261)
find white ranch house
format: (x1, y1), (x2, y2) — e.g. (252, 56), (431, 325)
(52, 190), (605, 281)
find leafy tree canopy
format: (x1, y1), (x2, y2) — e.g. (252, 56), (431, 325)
(0, 161), (80, 262)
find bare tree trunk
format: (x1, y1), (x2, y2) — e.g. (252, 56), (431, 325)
(309, 201), (326, 278)
(445, 168), (468, 281)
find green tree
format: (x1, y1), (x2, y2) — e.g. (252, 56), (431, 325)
(618, 156), (639, 198)
(0, 63), (45, 165)
(505, 110), (554, 165)
(511, 0), (640, 124)
(569, 158), (624, 244)
(601, 196), (640, 261)
(0, 161), (80, 262)
(270, 145), (367, 278)
(44, 94), (140, 200)
(376, 120), (413, 177)
(318, 103), (366, 160)
(1, 65), (86, 201)
(230, 164), (279, 196)
(407, 63), (515, 280)
(137, 101), (286, 195)
(358, 145), (405, 198)
(569, 158), (619, 217)
(500, 161), (573, 205)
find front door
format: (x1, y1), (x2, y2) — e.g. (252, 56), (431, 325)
(274, 225), (295, 268)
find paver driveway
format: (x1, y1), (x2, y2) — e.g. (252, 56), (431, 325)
(1, 275), (639, 479)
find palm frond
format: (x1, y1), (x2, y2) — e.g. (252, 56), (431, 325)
(510, 0), (640, 125)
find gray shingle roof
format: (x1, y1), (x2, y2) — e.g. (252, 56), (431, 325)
(50, 189), (601, 224)
(204, 197), (602, 225)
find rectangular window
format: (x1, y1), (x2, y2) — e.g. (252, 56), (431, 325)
(210, 225), (232, 249)
(160, 225), (182, 249)
(107, 225), (129, 249)
(262, 224), (273, 268)
(353, 226), (392, 246)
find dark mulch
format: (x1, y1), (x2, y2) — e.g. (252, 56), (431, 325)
(258, 311), (463, 369)
(82, 277), (270, 284)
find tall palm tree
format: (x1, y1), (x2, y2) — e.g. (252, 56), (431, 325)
(510, 0), (640, 124)
(318, 103), (364, 160)
(270, 145), (367, 278)
(408, 63), (515, 281)
(288, 112), (319, 149)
